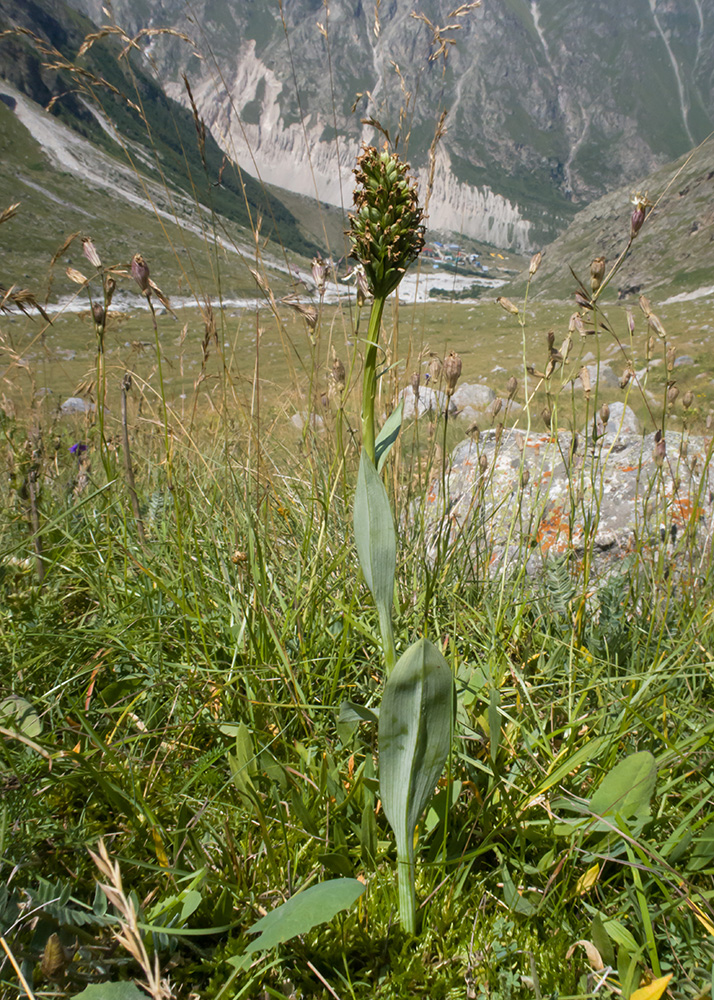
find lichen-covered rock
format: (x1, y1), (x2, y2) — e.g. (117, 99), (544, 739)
(421, 418), (714, 582)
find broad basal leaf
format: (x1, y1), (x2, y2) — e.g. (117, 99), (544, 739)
(245, 878), (366, 955)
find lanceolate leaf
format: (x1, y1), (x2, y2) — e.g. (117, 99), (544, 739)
(379, 637), (455, 931)
(245, 879), (366, 955)
(375, 400), (403, 473)
(354, 448), (396, 669)
(589, 751), (657, 822)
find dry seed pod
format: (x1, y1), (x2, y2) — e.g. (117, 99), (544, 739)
(467, 421), (480, 440)
(428, 354), (443, 383)
(491, 397), (503, 419)
(410, 370), (420, 394)
(331, 350), (346, 393)
(574, 290), (593, 310)
(667, 346), (677, 371)
(443, 350), (462, 396)
(520, 467), (530, 488)
(529, 251), (542, 277)
(66, 266), (88, 285)
(479, 453), (489, 473)
(497, 296), (519, 315)
(104, 275), (116, 307)
(620, 365), (634, 389)
(649, 312), (666, 339)
(494, 422), (503, 444)
(646, 335), (656, 360)
(590, 256), (606, 292)
(600, 402), (610, 425)
(683, 390), (694, 410)
(541, 406), (552, 429)
(653, 430), (666, 467)
(639, 294), (652, 318)
(680, 440), (688, 459)
(667, 385), (679, 406)
(92, 302), (105, 328)
(572, 314), (587, 337)
(131, 254), (151, 294)
(559, 333), (573, 362)
(626, 309), (635, 335)
(547, 329), (555, 350)
(506, 375), (518, 399)
(579, 366), (592, 397)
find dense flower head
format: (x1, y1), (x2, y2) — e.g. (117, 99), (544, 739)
(348, 144), (425, 300)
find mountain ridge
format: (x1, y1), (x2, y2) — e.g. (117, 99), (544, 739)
(64, 0), (714, 248)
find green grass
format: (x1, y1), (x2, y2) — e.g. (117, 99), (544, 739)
(1, 10), (714, 1000)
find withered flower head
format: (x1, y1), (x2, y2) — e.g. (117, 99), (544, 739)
(630, 192), (650, 238)
(82, 237), (102, 269)
(443, 350), (462, 396)
(131, 254), (151, 294)
(348, 144), (424, 299)
(311, 256), (327, 295)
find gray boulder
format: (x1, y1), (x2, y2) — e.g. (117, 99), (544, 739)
(60, 397), (94, 414)
(399, 385), (457, 419)
(452, 383), (496, 411)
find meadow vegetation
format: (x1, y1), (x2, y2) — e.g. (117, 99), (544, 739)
(1, 13), (714, 1000)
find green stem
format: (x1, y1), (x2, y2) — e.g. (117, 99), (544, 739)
(397, 850), (416, 934)
(361, 296), (386, 465)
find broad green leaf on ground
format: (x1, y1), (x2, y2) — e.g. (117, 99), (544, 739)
(73, 983), (147, 1000)
(245, 878), (366, 955)
(589, 751), (657, 821)
(0, 695), (42, 737)
(379, 637), (455, 929)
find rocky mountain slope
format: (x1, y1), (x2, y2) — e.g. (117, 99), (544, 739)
(0, 0), (320, 264)
(513, 136), (714, 302)
(62, 0), (714, 249)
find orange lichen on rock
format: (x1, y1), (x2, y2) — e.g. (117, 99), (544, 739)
(671, 496), (703, 525)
